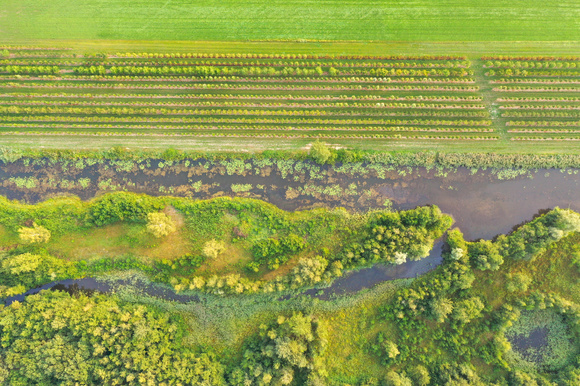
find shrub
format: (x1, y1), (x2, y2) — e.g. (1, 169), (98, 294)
(1, 253), (41, 275)
(202, 239), (226, 259)
(146, 212), (176, 238)
(87, 193), (162, 226)
(309, 140), (336, 164)
(18, 223), (51, 244)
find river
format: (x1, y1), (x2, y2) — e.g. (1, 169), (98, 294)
(2, 164), (579, 304)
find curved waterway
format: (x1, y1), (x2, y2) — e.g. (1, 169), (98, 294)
(2, 164), (578, 240)
(2, 166), (579, 304)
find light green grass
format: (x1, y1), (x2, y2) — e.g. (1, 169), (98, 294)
(0, 134), (578, 154)
(1, 0), (579, 43)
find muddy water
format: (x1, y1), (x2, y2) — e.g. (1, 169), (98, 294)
(1, 161), (579, 303)
(303, 239), (445, 300)
(1, 161), (579, 241)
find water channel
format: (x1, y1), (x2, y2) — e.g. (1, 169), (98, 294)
(2, 164), (579, 304)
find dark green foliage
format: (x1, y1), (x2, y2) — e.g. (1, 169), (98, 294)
(340, 205), (451, 267)
(468, 239), (503, 270)
(86, 193), (163, 226)
(251, 234), (307, 270)
(0, 291), (225, 385)
(432, 363), (484, 386)
(229, 313), (327, 385)
(497, 208), (580, 261)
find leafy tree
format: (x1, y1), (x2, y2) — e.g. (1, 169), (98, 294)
(383, 340), (400, 360)
(384, 371), (412, 386)
(433, 363), (484, 386)
(393, 251), (407, 265)
(309, 140), (335, 164)
(18, 222), (51, 244)
(452, 297), (484, 324)
(468, 240), (503, 270)
(506, 272), (532, 293)
(229, 313), (327, 385)
(146, 212), (177, 238)
(410, 365), (431, 386)
(509, 370), (539, 386)
(287, 256), (328, 289)
(430, 297), (454, 323)
(202, 239), (226, 259)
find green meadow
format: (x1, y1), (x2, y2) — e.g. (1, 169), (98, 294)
(1, 0), (579, 43)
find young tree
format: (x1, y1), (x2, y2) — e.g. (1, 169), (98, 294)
(430, 297), (454, 323)
(1, 253), (42, 275)
(384, 371), (412, 386)
(18, 223), (51, 244)
(382, 340), (400, 360)
(146, 212), (176, 238)
(452, 297), (484, 324)
(410, 365), (431, 386)
(309, 140), (335, 164)
(202, 239), (226, 259)
(506, 272), (532, 293)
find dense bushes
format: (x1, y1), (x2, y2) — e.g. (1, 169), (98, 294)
(339, 205), (451, 267)
(251, 234), (307, 270)
(0, 251), (78, 295)
(229, 313), (328, 385)
(497, 208), (580, 261)
(86, 193), (163, 226)
(0, 291), (225, 385)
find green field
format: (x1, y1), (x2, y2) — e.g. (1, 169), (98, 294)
(1, 0), (579, 43)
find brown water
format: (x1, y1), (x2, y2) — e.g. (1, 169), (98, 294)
(1, 161), (579, 241)
(1, 161), (579, 303)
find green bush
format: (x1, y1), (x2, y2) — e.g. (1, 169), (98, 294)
(0, 291), (225, 385)
(229, 313), (327, 385)
(87, 192), (163, 226)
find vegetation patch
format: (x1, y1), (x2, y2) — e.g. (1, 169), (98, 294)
(505, 309), (577, 372)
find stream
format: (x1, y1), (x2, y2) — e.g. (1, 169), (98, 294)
(2, 165), (579, 304)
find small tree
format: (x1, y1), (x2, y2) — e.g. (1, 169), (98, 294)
(430, 297), (454, 323)
(146, 212), (176, 238)
(393, 252), (407, 265)
(202, 239), (226, 259)
(2, 253), (42, 275)
(18, 223), (51, 244)
(309, 140), (335, 164)
(410, 365), (431, 386)
(506, 272), (532, 293)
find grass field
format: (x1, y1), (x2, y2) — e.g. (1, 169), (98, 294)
(1, 0), (579, 42)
